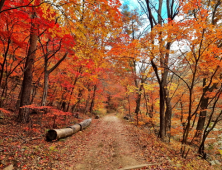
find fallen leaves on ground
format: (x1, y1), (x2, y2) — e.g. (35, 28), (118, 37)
(0, 112), (214, 169)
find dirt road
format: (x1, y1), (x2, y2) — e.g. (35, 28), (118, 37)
(69, 115), (146, 170)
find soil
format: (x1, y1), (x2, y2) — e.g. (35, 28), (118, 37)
(68, 114), (146, 170)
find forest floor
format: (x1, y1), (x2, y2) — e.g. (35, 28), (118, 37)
(68, 114), (147, 170)
(0, 112), (217, 170)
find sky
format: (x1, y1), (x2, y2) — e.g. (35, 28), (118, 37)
(120, 0), (168, 21)
(120, 0), (179, 22)
(120, 0), (139, 10)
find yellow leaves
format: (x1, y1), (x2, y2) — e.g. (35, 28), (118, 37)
(143, 83), (154, 91)
(127, 85), (138, 93)
(89, 74), (98, 81)
(40, 3), (56, 21)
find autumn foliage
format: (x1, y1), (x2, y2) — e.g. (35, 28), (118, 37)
(0, 0), (222, 169)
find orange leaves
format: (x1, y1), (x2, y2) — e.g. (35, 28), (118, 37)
(20, 104), (51, 110)
(0, 108), (10, 113)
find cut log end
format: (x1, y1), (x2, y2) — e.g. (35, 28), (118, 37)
(46, 130), (57, 141)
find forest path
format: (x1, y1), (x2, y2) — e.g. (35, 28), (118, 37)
(69, 114), (147, 170)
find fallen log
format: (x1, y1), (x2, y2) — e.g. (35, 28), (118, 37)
(68, 124), (81, 133)
(95, 115), (100, 119)
(79, 118), (92, 130)
(46, 118), (92, 141)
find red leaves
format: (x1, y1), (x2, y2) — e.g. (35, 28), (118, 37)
(0, 108), (10, 114)
(20, 104), (51, 110)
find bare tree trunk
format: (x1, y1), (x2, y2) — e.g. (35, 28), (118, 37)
(195, 78), (216, 140)
(159, 82), (166, 139)
(0, 0), (6, 13)
(89, 85), (97, 114)
(164, 89), (172, 142)
(72, 89), (84, 113)
(195, 78), (208, 141)
(143, 87), (153, 118)
(83, 85), (91, 114)
(16, 86), (22, 110)
(41, 53), (67, 106)
(0, 38), (10, 87)
(135, 84), (143, 126)
(41, 72), (49, 106)
(198, 109), (222, 158)
(127, 94), (131, 116)
(162, 42), (171, 142)
(18, 11), (38, 123)
(66, 77), (79, 112)
(0, 77), (8, 107)
(142, 0), (178, 142)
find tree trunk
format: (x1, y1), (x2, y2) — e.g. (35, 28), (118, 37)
(135, 84), (143, 126)
(195, 78), (209, 140)
(164, 89), (172, 142)
(195, 78), (218, 141)
(30, 83), (37, 104)
(0, 38), (10, 87)
(198, 137), (206, 158)
(0, 0), (6, 13)
(143, 87), (152, 118)
(159, 83), (166, 140)
(89, 85), (97, 114)
(84, 95), (90, 114)
(42, 53), (67, 106)
(72, 89), (83, 113)
(0, 80), (7, 107)
(18, 12), (38, 123)
(195, 102), (208, 138)
(41, 71), (49, 106)
(127, 94), (131, 116)
(16, 87), (22, 110)
(66, 77), (78, 112)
